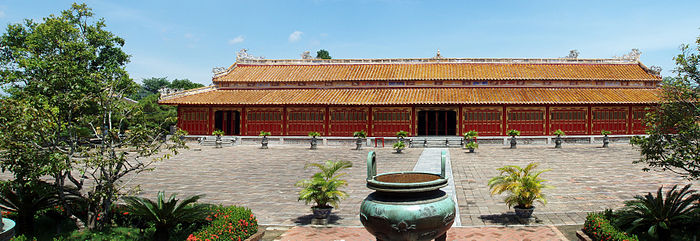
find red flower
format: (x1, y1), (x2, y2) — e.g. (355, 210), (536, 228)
(123, 212), (129, 215)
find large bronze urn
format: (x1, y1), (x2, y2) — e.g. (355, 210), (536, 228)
(360, 151), (456, 241)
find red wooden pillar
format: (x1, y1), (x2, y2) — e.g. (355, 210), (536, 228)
(545, 105), (550, 135)
(241, 107), (247, 136)
(411, 107), (417, 136)
(324, 106), (330, 136)
(587, 105), (593, 135)
(458, 106), (463, 136)
(502, 105), (507, 136)
(208, 107), (214, 135)
(368, 106), (373, 137)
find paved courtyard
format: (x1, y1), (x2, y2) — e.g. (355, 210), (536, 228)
(122, 143), (698, 227)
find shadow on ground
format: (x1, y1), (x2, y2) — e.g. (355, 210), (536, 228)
(479, 213), (543, 225)
(292, 214), (343, 225)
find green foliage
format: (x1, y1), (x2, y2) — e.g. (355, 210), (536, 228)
(296, 160), (352, 208)
(8, 235), (37, 241)
(188, 206), (258, 241)
(137, 93), (177, 134)
(601, 130), (612, 135)
(583, 213), (639, 241)
(393, 141), (406, 150)
(553, 129), (565, 136)
(212, 130), (224, 136)
(487, 162), (552, 208)
(308, 131), (321, 137)
(614, 184), (699, 240)
(259, 131), (271, 136)
(464, 130), (479, 139)
(630, 34), (700, 180)
(396, 130), (409, 138)
(507, 129), (521, 137)
(316, 49), (331, 59)
(122, 191), (209, 241)
(465, 142), (478, 149)
(0, 181), (60, 234)
(142, 77), (170, 94)
(58, 226), (149, 241)
(353, 130), (367, 138)
(169, 79), (204, 90)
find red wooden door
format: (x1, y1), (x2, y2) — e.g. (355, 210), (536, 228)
(506, 107), (546, 136)
(245, 107), (283, 135)
(329, 107), (368, 136)
(549, 107), (587, 135)
(287, 107), (325, 136)
(630, 106), (652, 134)
(592, 106), (628, 135)
(178, 107), (209, 135)
(372, 107), (412, 137)
(462, 107), (502, 136)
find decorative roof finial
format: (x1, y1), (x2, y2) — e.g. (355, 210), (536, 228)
(434, 49), (442, 59)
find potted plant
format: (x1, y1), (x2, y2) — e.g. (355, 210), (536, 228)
(552, 129), (565, 148)
(465, 141), (479, 153)
(308, 131), (321, 150)
(488, 162), (552, 220)
(601, 130), (611, 148)
(507, 129), (520, 149)
(396, 130), (409, 143)
(393, 141), (406, 153)
(463, 130), (478, 148)
(212, 129), (225, 148)
(259, 131), (271, 149)
(353, 130), (367, 150)
(296, 160), (353, 221)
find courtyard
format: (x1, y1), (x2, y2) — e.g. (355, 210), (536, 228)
(127, 143), (699, 227)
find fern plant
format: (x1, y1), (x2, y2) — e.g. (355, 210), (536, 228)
(296, 160), (353, 208)
(353, 130), (367, 139)
(464, 130), (479, 139)
(123, 191), (209, 241)
(259, 131), (271, 136)
(614, 184), (699, 240)
(396, 130), (409, 138)
(601, 130), (612, 135)
(211, 130), (224, 136)
(308, 131), (321, 137)
(393, 141), (406, 150)
(488, 162), (552, 209)
(507, 129), (521, 137)
(553, 129), (565, 136)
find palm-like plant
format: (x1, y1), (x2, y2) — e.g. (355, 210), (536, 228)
(614, 184), (699, 240)
(487, 162), (552, 209)
(296, 160), (353, 208)
(0, 181), (61, 234)
(123, 191), (209, 241)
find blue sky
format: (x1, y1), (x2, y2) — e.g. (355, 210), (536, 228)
(1, 0), (699, 85)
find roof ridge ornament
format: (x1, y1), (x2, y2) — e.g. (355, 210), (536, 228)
(433, 49), (443, 59)
(562, 49), (580, 59)
(614, 48), (641, 61)
(236, 49), (265, 61)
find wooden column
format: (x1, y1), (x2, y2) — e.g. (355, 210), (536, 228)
(458, 106), (463, 136)
(545, 105), (550, 135)
(368, 106), (373, 137)
(627, 105), (633, 135)
(587, 105), (593, 135)
(324, 106), (330, 136)
(241, 107), (247, 136)
(502, 105), (507, 136)
(411, 107), (417, 136)
(282, 107), (288, 135)
(208, 107), (214, 135)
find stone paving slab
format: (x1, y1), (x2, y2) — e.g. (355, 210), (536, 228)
(450, 144), (699, 226)
(277, 226), (568, 241)
(127, 145), (421, 226)
(412, 148), (461, 226)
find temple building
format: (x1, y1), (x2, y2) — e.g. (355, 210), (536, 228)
(159, 52), (661, 137)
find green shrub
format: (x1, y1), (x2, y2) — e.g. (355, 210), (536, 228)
(583, 212), (638, 241)
(353, 130), (367, 138)
(464, 130), (478, 139)
(507, 129), (520, 137)
(212, 130), (224, 136)
(9, 235), (36, 241)
(553, 129), (565, 136)
(601, 130), (612, 135)
(187, 206), (258, 241)
(396, 130), (409, 138)
(308, 131), (321, 137)
(465, 142), (478, 149)
(393, 141), (406, 150)
(259, 131), (271, 136)
(58, 227), (148, 241)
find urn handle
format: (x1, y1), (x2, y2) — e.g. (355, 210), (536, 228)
(441, 150), (446, 178)
(367, 151), (377, 181)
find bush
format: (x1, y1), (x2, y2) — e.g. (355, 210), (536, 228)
(583, 212), (638, 241)
(9, 235), (36, 241)
(187, 206), (258, 241)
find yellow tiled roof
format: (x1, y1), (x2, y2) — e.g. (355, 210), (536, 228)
(213, 63), (660, 82)
(159, 87), (660, 105)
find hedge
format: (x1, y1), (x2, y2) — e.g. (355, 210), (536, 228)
(583, 213), (638, 241)
(187, 205), (258, 241)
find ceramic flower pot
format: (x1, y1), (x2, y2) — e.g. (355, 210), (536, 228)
(514, 206), (535, 219)
(312, 206), (333, 220)
(554, 135), (562, 148)
(510, 136), (517, 149)
(602, 135), (609, 148)
(310, 136), (318, 150)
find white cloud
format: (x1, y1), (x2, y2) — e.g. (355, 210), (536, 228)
(288, 30), (303, 42)
(228, 35), (245, 45)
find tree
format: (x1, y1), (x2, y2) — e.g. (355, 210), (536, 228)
(169, 78), (204, 90)
(316, 49), (331, 59)
(138, 93), (177, 133)
(142, 77), (170, 94)
(0, 3), (186, 231)
(631, 33), (700, 180)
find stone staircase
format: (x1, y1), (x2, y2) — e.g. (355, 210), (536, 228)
(199, 136), (237, 146)
(408, 136), (464, 148)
